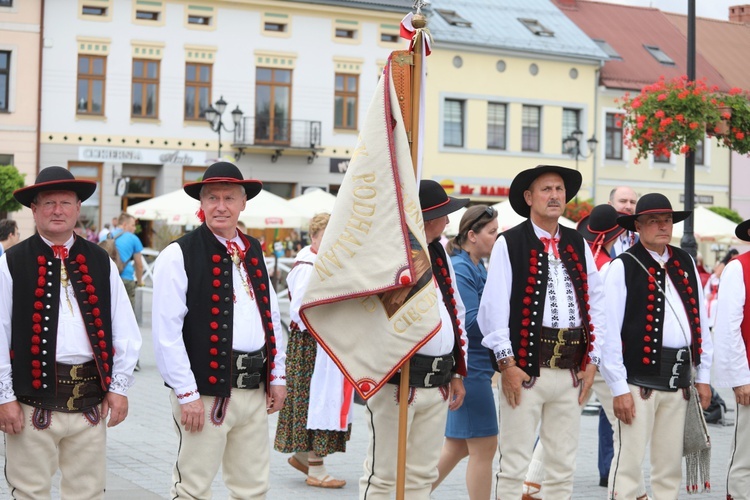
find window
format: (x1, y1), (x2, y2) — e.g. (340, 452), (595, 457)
(131, 59), (160, 118)
(255, 68), (292, 144)
(77, 55), (106, 115)
(263, 182), (294, 199)
(82, 6), (106, 16)
(336, 28), (356, 39)
(136, 10), (159, 21)
(69, 163), (102, 231)
(593, 39), (622, 60)
(644, 45), (675, 65)
(0, 153), (13, 166)
(0, 0), (13, 6)
(182, 166), (204, 185)
(695, 138), (705, 165)
(487, 102), (507, 150)
(654, 152), (671, 164)
(562, 108), (580, 153)
(381, 33), (399, 43)
(522, 105), (541, 152)
(125, 176), (155, 205)
(265, 22), (286, 32)
(443, 99), (464, 147)
(604, 113), (623, 160)
(188, 15), (211, 25)
(334, 74), (358, 130)
(0, 51), (9, 112)
(185, 63), (211, 120)
(519, 18), (554, 37)
(435, 9), (472, 27)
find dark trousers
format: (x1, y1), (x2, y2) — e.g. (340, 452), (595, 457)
(597, 407), (614, 481)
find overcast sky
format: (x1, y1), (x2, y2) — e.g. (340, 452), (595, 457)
(594, 0), (736, 20)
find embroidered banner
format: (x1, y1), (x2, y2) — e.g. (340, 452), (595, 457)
(299, 54), (439, 400)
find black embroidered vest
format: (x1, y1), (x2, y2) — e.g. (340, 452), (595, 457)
(176, 224), (278, 397)
(617, 242), (703, 375)
(7, 234), (114, 398)
(503, 220), (594, 377)
(428, 241), (467, 377)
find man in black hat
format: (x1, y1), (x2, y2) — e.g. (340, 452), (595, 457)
(478, 165), (605, 499)
(360, 179), (468, 500)
(152, 161), (286, 498)
(601, 193), (712, 498)
(707, 220), (750, 500)
(0, 166), (142, 498)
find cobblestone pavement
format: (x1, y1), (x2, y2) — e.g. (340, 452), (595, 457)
(1, 321), (738, 499)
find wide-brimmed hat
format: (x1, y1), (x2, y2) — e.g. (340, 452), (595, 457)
(183, 161), (263, 200)
(617, 193), (691, 232)
(577, 204), (627, 247)
(509, 165), (582, 218)
(736, 219), (750, 242)
(13, 166), (97, 208)
(419, 180), (469, 221)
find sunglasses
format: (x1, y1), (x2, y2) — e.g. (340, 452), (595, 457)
(468, 206), (496, 230)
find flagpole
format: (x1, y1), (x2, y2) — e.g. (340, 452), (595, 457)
(396, 9), (426, 500)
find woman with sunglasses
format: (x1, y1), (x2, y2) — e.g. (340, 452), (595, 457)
(432, 205), (499, 500)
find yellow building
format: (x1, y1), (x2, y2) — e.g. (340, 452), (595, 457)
(420, 0), (606, 203)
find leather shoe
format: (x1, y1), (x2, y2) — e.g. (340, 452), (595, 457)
(306, 475), (346, 488)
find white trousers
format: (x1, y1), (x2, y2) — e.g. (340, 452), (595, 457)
(359, 384), (449, 500)
(496, 368), (582, 500)
(169, 389), (270, 499)
(609, 384), (687, 500)
(727, 402), (750, 500)
(4, 402), (106, 500)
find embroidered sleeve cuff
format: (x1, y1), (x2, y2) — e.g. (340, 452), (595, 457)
(270, 374), (286, 386)
(0, 379), (16, 404)
(496, 348), (513, 360)
(108, 374), (130, 396)
(589, 355), (601, 367)
(174, 388), (200, 404)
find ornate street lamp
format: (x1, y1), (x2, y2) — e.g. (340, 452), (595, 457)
(205, 96), (243, 158)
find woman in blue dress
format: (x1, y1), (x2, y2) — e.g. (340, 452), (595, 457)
(433, 205), (499, 500)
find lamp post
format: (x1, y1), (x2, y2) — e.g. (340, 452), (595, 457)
(562, 129), (598, 201)
(204, 96), (243, 158)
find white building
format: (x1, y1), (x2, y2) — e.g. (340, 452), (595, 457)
(40, 0), (410, 242)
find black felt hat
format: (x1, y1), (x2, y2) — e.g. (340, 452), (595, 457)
(419, 180), (469, 221)
(13, 166), (97, 208)
(509, 165), (582, 218)
(616, 193), (691, 232)
(577, 204), (627, 247)
(183, 161), (263, 200)
(735, 219), (750, 242)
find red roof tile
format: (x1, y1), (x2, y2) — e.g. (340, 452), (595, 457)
(553, 0), (731, 92)
(665, 12), (750, 90)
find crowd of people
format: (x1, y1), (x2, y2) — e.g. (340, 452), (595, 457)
(0, 162), (748, 500)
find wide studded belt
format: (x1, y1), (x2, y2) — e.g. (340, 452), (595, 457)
(539, 327), (586, 370)
(231, 347), (266, 389)
(388, 353), (454, 388)
(628, 346), (691, 392)
(18, 360), (104, 413)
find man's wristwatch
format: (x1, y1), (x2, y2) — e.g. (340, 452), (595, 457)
(452, 373), (464, 380)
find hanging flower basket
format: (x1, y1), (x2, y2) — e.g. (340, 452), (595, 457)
(618, 76), (750, 162)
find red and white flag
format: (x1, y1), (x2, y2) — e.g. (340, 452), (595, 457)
(299, 54), (439, 400)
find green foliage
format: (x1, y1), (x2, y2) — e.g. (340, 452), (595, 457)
(0, 165), (25, 214)
(707, 206), (743, 224)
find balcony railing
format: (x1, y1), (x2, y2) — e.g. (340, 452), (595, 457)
(233, 116), (322, 150)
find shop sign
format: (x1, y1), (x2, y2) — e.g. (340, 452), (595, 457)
(79, 147), (207, 165)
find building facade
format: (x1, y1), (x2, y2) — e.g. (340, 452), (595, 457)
(40, 0), (410, 241)
(0, 0), (42, 237)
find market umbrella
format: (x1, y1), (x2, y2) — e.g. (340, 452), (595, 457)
(671, 206), (742, 243)
(288, 189), (337, 219)
(445, 200), (576, 236)
(127, 189), (305, 228)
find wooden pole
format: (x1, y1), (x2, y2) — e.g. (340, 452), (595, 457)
(396, 12), (426, 500)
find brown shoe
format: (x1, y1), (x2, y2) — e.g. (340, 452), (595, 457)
(288, 456), (308, 475)
(306, 475), (346, 489)
(522, 481), (542, 500)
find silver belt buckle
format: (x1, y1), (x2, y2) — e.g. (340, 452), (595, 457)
(424, 372), (434, 387)
(431, 356), (444, 372)
(235, 353), (249, 371)
(236, 373), (248, 389)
